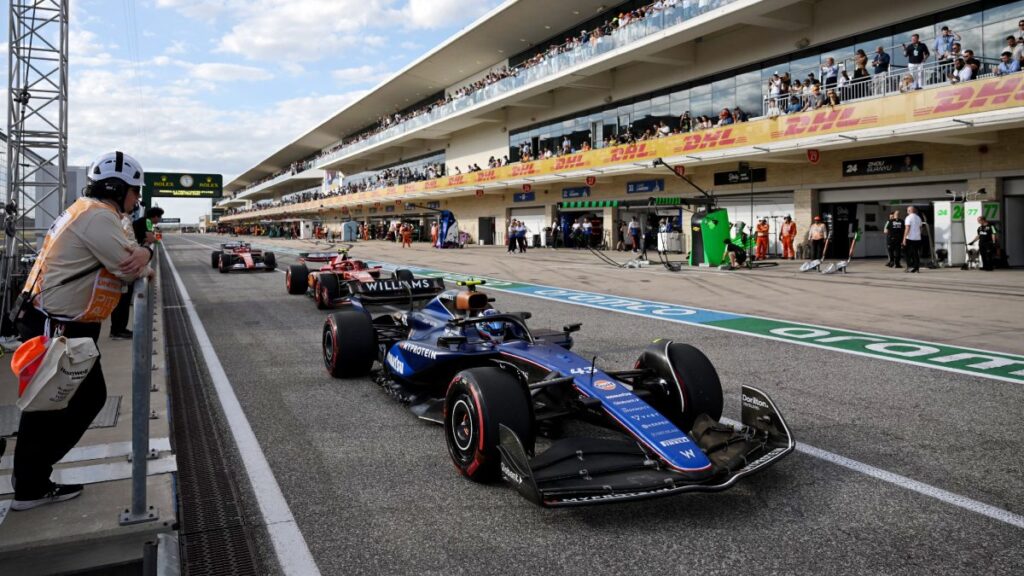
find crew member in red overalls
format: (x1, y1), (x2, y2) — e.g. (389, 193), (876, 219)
(400, 223), (413, 248)
(755, 219), (770, 260)
(780, 215), (796, 259)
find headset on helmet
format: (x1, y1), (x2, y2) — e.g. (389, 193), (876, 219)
(86, 151), (144, 210)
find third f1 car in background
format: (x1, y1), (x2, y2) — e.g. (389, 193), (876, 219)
(322, 279), (793, 506)
(211, 242), (276, 273)
(286, 247), (445, 309)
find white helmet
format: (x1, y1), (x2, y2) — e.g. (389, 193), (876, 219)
(88, 151), (144, 187)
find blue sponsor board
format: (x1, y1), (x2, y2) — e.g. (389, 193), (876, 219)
(627, 179), (665, 194)
(513, 192), (536, 203)
(562, 187), (590, 199)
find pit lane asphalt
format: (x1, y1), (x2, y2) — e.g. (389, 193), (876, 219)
(165, 235), (1023, 576)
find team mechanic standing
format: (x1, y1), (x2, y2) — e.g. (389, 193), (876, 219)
(968, 215), (998, 271)
(883, 209), (904, 268)
(10, 151), (154, 511)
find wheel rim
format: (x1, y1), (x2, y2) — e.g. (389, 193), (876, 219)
(320, 285), (330, 306)
(450, 398), (474, 454)
(322, 323), (336, 369)
(286, 270), (291, 290)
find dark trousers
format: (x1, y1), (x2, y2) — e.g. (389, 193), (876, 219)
(507, 235), (516, 253)
(887, 242), (902, 266)
(811, 238), (825, 260)
(517, 235), (527, 253)
(14, 308), (105, 499)
(979, 243), (995, 271)
(905, 240), (921, 270)
(109, 284), (133, 333)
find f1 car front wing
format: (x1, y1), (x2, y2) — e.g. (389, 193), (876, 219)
(497, 386), (793, 507)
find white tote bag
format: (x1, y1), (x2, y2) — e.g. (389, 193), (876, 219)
(16, 336), (99, 412)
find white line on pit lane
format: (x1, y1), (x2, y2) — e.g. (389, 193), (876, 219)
(718, 418), (1024, 530)
(165, 245), (321, 575)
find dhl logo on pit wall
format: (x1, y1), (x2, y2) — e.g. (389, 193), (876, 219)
(510, 163), (538, 177)
(553, 154), (588, 171)
(225, 75), (1024, 220)
(922, 76), (1024, 115)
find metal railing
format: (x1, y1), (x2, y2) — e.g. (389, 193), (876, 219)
(762, 56), (1001, 116)
(119, 247), (158, 526)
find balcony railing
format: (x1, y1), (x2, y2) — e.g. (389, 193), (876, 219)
(763, 56), (1000, 116)
(314, 0), (739, 167)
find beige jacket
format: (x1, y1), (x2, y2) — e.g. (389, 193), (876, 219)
(25, 197), (143, 322)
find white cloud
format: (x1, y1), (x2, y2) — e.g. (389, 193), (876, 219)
(216, 0), (387, 63)
(190, 62), (274, 82)
(68, 66), (366, 180)
(164, 40), (189, 55)
(332, 65), (392, 86)
(400, 0), (496, 30)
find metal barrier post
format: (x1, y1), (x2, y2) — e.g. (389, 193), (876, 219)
(120, 248), (158, 525)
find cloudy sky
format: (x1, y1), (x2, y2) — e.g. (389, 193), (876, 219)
(7, 0), (505, 223)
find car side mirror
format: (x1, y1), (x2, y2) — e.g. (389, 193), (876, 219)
(563, 323), (582, 333)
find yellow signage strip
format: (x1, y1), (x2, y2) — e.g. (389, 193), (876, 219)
(226, 75), (1024, 220)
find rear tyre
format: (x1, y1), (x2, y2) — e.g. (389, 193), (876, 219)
(394, 269), (414, 283)
(322, 309), (377, 378)
(264, 252), (277, 271)
(286, 264), (309, 294)
(211, 251), (222, 269)
(637, 341), (723, 433)
(218, 255), (231, 274)
(444, 367), (534, 483)
(318, 274), (340, 309)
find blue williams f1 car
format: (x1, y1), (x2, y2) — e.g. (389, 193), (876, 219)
(321, 279), (793, 506)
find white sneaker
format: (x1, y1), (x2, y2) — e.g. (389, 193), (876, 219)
(0, 335), (22, 352)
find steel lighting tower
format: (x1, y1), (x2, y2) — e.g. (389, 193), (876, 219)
(2, 0), (69, 315)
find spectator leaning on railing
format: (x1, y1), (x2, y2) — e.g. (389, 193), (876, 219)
(10, 151), (154, 512)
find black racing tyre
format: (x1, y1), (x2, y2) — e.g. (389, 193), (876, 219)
(286, 264), (309, 294)
(264, 252), (277, 271)
(444, 367), (534, 483)
(218, 255), (231, 274)
(322, 308), (377, 378)
(637, 341), (723, 433)
(394, 269), (414, 283)
(211, 251), (222, 269)
(317, 274), (340, 309)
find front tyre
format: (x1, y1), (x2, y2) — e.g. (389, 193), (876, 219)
(322, 309), (377, 378)
(263, 252), (277, 271)
(286, 264), (309, 294)
(218, 255), (231, 273)
(444, 367), (534, 482)
(211, 251), (222, 269)
(317, 275), (340, 309)
(637, 341), (723, 433)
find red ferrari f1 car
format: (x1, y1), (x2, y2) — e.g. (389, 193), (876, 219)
(285, 247), (439, 309)
(211, 242), (277, 273)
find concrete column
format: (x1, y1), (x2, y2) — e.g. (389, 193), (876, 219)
(793, 188), (819, 230)
(602, 206), (616, 248)
(793, 188), (818, 257)
(544, 202), (557, 247)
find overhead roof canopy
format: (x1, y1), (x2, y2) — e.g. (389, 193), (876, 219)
(229, 0), (616, 191)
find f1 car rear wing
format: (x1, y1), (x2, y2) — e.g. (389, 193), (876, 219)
(497, 385), (793, 507)
(352, 277), (447, 305)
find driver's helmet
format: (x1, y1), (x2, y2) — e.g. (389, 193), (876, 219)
(479, 308), (505, 338)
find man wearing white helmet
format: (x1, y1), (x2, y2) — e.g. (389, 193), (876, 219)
(10, 151), (153, 511)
